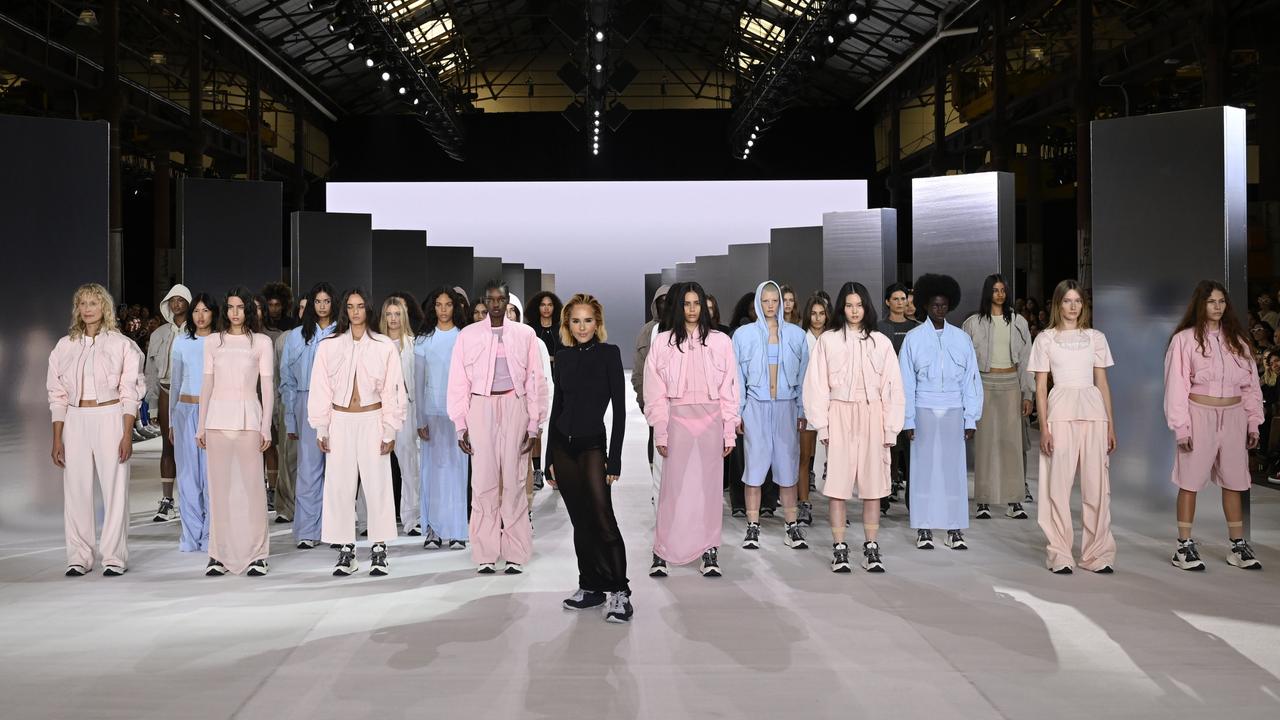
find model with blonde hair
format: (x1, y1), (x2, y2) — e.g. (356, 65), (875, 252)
(47, 283), (144, 576)
(1028, 279), (1117, 574)
(381, 295), (421, 536)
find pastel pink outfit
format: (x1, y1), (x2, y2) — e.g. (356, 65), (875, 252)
(446, 320), (547, 565)
(197, 332), (274, 575)
(308, 331), (408, 545)
(803, 330), (905, 501)
(644, 330), (738, 565)
(47, 331), (144, 571)
(1163, 328), (1263, 492)
(1026, 328), (1117, 571)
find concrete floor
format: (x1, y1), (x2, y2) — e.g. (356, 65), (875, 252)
(2, 377), (1279, 720)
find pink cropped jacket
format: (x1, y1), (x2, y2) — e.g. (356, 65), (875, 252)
(803, 329), (905, 444)
(642, 330), (739, 447)
(307, 330), (407, 443)
(446, 320), (548, 438)
(1163, 328), (1263, 441)
(46, 331), (144, 422)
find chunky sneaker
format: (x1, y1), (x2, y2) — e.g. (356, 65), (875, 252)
(742, 522), (761, 550)
(476, 563), (496, 574)
(731, 507), (747, 518)
(65, 565), (88, 577)
(422, 528), (442, 549)
(1172, 539), (1206, 571)
(102, 565), (126, 576)
(274, 514), (292, 524)
(916, 530), (934, 550)
(296, 539), (317, 550)
(1051, 565), (1074, 574)
(247, 559), (269, 577)
(831, 543), (851, 573)
(649, 554), (668, 577)
(784, 522), (808, 549)
(529, 510), (535, 536)
(1006, 503), (1028, 519)
(205, 559), (228, 576)
(504, 563), (524, 575)
(563, 589), (607, 610)
(153, 497), (176, 522)
(1228, 539), (1262, 570)
(603, 592), (634, 623)
(333, 545), (358, 576)
(1024, 483), (1035, 504)
(700, 547), (721, 577)
(797, 502), (814, 526)
(533, 470), (545, 490)
(760, 506), (775, 518)
(448, 539), (467, 550)
(975, 504), (992, 519)
(329, 543), (342, 549)
(266, 488), (276, 512)
(369, 543), (389, 576)
(407, 524), (422, 537)
(945, 530), (968, 550)
(862, 541), (885, 572)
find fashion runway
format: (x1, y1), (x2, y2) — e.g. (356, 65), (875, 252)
(2, 374), (1278, 720)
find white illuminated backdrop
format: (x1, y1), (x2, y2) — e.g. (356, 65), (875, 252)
(326, 180), (866, 363)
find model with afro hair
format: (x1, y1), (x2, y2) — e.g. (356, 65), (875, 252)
(912, 274), (962, 324)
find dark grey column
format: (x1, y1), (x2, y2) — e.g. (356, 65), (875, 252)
(473, 257), (503, 299)
(502, 263), (526, 305)
(181, 178), (283, 296)
(289, 211), (373, 297)
(769, 226), (823, 305)
(426, 246), (475, 302)
(694, 254), (730, 308)
(726, 243), (770, 308)
(371, 229), (428, 302)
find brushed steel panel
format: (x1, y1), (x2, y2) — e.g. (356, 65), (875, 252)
(822, 209), (898, 308)
(1092, 107), (1248, 510)
(726, 243), (770, 308)
(676, 262), (697, 283)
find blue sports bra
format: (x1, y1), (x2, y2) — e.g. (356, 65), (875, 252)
(767, 342), (779, 364)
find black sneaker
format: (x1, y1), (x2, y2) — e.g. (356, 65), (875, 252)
(797, 502), (814, 526)
(945, 530), (968, 550)
(296, 539), (317, 550)
(153, 497), (176, 522)
(369, 543), (389, 576)
(477, 563), (496, 574)
(831, 543), (851, 573)
(649, 554), (668, 577)
(266, 488), (276, 512)
(274, 514), (292, 524)
(1024, 483), (1034, 503)
(916, 530), (934, 550)
(102, 565), (126, 577)
(407, 524), (422, 537)
(448, 539), (467, 550)
(360, 529), (368, 537)
(1172, 539), (1206, 571)
(603, 592), (634, 623)
(862, 541), (885, 572)
(247, 559), (269, 576)
(205, 559), (228, 576)
(880, 497), (890, 516)
(742, 522), (761, 550)
(784, 521), (808, 549)
(65, 565), (88, 577)
(533, 470), (545, 491)
(563, 589), (607, 610)
(731, 507), (747, 518)
(333, 545), (358, 576)
(504, 563), (524, 575)
(329, 543), (342, 549)
(759, 506), (775, 518)
(1228, 539), (1262, 570)
(1051, 565), (1073, 574)
(700, 547), (721, 577)
(975, 504), (991, 519)
(1005, 503), (1028, 520)
(422, 528), (442, 549)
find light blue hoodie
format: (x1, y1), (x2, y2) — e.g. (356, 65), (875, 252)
(731, 280), (809, 415)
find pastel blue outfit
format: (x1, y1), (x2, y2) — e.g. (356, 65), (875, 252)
(279, 322), (336, 542)
(731, 281), (809, 488)
(169, 333), (208, 552)
(899, 322), (983, 530)
(414, 327), (469, 541)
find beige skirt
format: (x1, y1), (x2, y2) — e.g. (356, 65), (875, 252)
(973, 371), (1027, 504)
(206, 430), (269, 574)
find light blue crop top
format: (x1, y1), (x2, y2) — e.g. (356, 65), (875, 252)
(767, 342), (779, 364)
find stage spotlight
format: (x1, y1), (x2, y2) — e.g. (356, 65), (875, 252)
(413, 97), (420, 105)
(595, 63), (602, 72)
(750, 133), (756, 140)
(381, 71), (391, 82)
(398, 86), (406, 95)
(747, 139), (754, 147)
(365, 57), (375, 68)
(594, 110), (601, 117)
(594, 119), (600, 126)
(593, 149), (599, 155)
(848, 12), (858, 23)
(595, 30), (605, 42)
(347, 40), (356, 51)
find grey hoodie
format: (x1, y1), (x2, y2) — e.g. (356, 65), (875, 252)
(631, 284), (671, 405)
(144, 284), (192, 406)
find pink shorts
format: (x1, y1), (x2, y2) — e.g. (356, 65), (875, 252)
(1171, 400), (1251, 492)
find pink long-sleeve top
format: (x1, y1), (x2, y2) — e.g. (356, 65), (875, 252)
(307, 330), (407, 443)
(803, 329), (905, 444)
(47, 331), (144, 422)
(1026, 328), (1114, 423)
(197, 332), (274, 442)
(446, 320), (548, 438)
(1163, 328), (1263, 440)
(642, 330), (739, 448)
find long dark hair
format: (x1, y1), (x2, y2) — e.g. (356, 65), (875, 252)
(832, 281), (878, 342)
(525, 291), (563, 329)
(330, 287), (377, 339)
(261, 281), (295, 331)
(1171, 279), (1250, 358)
(300, 281), (337, 343)
(421, 286), (469, 335)
(219, 286), (260, 338)
(801, 293), (832, 333)
(185, 292), (220, 339)
(729, 291), (756, 328)
(388, 291), (424, 335)
(977, 273), (1011, 324)
(668, 282), (713, 351)
(706, 293), (723, 327)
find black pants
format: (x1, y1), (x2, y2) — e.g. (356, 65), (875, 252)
(551, 438), (629, 593)
(726, 443), (778, 511)
(888, 430), (911, 510)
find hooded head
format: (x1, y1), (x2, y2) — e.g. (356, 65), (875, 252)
(650, 284), (671, 325)
(159, 284), (193, 325)
(752, 280), (783, 333)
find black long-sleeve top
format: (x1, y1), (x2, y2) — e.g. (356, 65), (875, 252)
(533, 322), (562, 361)
(548, 339), (626, 475)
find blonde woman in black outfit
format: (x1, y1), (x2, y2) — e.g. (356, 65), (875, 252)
(547, 293), (632, 623)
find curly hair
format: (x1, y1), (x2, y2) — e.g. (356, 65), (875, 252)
(912, 273), (962, 320)
(68, 283), (119, 339)
(526, 292), (563, 330)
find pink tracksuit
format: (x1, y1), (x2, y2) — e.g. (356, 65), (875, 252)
(447, 320), (547, 566)
(1027, 328), (1117, 571)
(47, 331), (144, 571)
(644, 330), (738, 565)
(1163, 328), (1263, 492)
(309, 330), (407, 545)
(198, 332), (274, 574)
(803, 329), (905, 501)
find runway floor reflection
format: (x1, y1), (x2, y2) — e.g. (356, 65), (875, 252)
(1, 373), (1278, 719)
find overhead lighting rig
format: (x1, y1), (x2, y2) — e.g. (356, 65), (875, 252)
(317, 0), (466, 161)
(556, 1), (641, 158)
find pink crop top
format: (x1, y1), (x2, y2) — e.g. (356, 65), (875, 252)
(1163, 328), (1264, 439)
